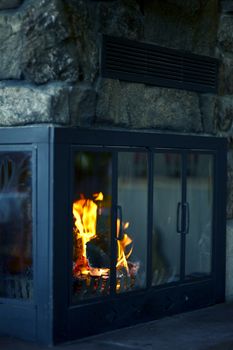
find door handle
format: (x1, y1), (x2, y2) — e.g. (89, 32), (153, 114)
(176, 202), (182, 233)
(116, 205), (124, 240)
(183, 202), (190, 234)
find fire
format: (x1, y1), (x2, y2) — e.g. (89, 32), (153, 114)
(93, 192), (103, 201)
(73, 194), (98, 259)
(116, 220), (133, 272)
(72, 192), (133, 279)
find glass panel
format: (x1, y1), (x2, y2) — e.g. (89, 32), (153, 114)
(185, 154), (213, 279)
(72, 152), (112, 301)
(0, 152), (33, 299)
(117, 152), (148, 293)
(152, 153), (181, 285)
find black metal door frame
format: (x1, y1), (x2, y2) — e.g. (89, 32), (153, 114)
(52, 128), (227, 343)
(0, 126), (53, 345)
(0, 127), (226, 345)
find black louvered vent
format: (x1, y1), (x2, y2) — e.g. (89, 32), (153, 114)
(101, 36), (218, 93)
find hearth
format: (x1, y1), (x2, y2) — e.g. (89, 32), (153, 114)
(0, 126), (227, 345)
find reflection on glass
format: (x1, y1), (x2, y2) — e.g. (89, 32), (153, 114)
(117, 152), (148, 293)
(152, 153), (181, 286)
(185, 154), (213, 279)
(72, 152), (112, 301)
(0, 152), (33, 299)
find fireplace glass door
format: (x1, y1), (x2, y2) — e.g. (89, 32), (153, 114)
(185, 153), (213, 280)
(0, 151), (33, 300)
(72, 151), (112, 301)
(152, 151), (214, 286)
(152, 152), (182, 285)
(72, 149), (149, 301)
(117, 151), (148, 293)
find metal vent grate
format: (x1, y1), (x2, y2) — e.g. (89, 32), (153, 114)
(101, 36), (218, 93)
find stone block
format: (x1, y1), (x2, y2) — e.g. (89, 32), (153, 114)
(96, 79), (202, 132)
(0, 12), (23, 80)
(0, 82), (71, 125)
(69, 85), (96, 126)
(62, 0), (99, 82)
(218, 15), (233, 53)
(199, 94), (217, 135)
(0, 0), (80, 84)
(96, 79), (131, 127)
(218, 55), (233, 95)
(0, 0), (23, 10)
(98, 0), (144, 40)
(21, 0), (79, 84)
(217, 95), (233, 133)
(144, 0), (218, 56)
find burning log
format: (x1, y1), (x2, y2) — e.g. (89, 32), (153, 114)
(86, 237), (110, 269)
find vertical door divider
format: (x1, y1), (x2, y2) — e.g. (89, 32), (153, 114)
(110, 151), (117, 295)
(146, 150), (153, 289)
(180, 151), (187, 282)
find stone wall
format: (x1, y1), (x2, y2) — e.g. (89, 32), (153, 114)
(0, 0), (233, 298)
(0, 0), (219, 131)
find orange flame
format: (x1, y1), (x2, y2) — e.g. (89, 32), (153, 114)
(116, 220), (133, 273)
(73, 192), (133, 277)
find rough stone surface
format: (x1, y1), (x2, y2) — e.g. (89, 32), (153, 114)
(0, 12), (23, 80)
(0, 0), (80, 84)
(0, 0), (23, 10)
(218, 55), (233, 95)
(69, 84), (96, 126)
(0, 82), (71, 125)
(98, 0), (144, 40)
(218, 15), (233, 54)
(21, 0), (79, 84)
(226, 220), (233, 300)
(144, 0), (218, 56)
(199, 94), (217, 134)
(96, 79), (202, 132)
(217, 96), (233, 133)
(62, 0), (99, 83)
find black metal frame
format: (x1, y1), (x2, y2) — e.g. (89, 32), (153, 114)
(0, 126), (227, 345)
(0, 127), (53, 344)
(52, 128), (227, 343)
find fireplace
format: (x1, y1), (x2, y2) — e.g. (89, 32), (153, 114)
(0, 126), (227, 345)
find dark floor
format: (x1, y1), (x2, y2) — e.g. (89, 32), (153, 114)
(1, 303), (233, 350)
